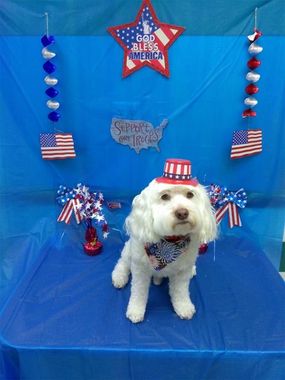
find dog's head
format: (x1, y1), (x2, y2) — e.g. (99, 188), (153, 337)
(126, 180), (217, 244)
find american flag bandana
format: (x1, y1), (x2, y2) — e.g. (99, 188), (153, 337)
(230, 129), (262, 159)
(145, 236), (191, 271)
(40, 133), (76, 160)
(108, 0), (185, 77)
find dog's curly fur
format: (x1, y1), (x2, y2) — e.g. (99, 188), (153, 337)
(112, 179), (217, 323)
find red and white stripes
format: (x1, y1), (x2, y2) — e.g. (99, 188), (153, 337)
(215, 203), (242, 228)
(57, 199), (83, 224)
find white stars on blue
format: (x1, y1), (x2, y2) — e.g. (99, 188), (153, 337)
(116, 6), (159, 49)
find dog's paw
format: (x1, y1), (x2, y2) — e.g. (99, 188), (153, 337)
(126, 306), (145, 323)
(174, 302), (196, 320)
(153, 276), (163, 286)
(112, 269), (129, 289)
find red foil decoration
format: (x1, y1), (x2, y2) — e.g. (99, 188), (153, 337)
(83, 225), (103, 256)
(199, 243), (208, 255)
(85, 225), (97, 242)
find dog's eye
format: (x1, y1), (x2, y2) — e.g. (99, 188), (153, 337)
(161, 193), (171, 201)
(186, 191), (194, 199)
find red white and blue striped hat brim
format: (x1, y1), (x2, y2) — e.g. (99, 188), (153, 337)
(156, 176), (198, 186)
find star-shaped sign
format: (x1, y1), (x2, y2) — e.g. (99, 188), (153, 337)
(108, 0), (185, 77)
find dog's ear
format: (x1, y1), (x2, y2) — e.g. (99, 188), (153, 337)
(196, 184), (218, 244)
(125, 183), (157, 243)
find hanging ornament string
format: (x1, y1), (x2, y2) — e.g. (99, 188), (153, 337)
(39, 13), (76, 161)
(45, 11), (49, 37)
(41, 12), (61, 123)
(254, 6), (258, 31)
(242, 7), (263, 119)
(230, 9), (263, 160)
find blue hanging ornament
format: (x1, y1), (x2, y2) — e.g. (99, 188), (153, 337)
(45, 87), (59, 98)
(43, 60), (56, 74)
(39, 13), (76, 161)
(41, 13), (61, 122)
(48, 111), (61, 122)
(41, 34), (55, 47)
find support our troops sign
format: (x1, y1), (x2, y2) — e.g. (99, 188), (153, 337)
(108, 0), (185, 77)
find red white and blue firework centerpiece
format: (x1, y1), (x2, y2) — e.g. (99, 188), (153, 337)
(57, 184), (109, 256)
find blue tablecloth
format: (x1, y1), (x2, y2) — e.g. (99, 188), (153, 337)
(1, 227), (285, 380)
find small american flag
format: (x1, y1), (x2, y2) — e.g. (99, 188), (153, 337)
(107, 201), (122, 209)
(40, 133), (76, 160)
(230, 129), (262, 159)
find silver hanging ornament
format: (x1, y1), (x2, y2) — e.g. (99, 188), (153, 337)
(42, 47), (56, 59)
(47, 99), (60, 110)
(248, 43), (263, 55)
(44, 75), (58, 86)
(244, 97), (258, 107)
(246, 71), (260, 82)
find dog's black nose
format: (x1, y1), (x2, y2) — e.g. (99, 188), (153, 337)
(175, 208), (189, 220)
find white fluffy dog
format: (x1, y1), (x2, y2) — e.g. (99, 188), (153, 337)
(112, 165), (217, 323)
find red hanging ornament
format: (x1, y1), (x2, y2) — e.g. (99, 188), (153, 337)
(247, 29), (262, 42)
(245, 83), (259, 95)
(241, 9), (263, 120)
(236, 9), (263, 154)
(242, 109), (256, 118)
(247, 57), (261, 69)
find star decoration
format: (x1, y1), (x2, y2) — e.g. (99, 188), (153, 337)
(108, 0), (185, 77)
(103, 232), (109, 239)
(94, 200), (103, 210)
(95, 214), (105, 223)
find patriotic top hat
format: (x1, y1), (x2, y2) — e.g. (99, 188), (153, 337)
(156, 158), (198, 186)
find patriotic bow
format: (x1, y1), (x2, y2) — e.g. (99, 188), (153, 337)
(56, 185), (82, 224)
(56, 184), (109, 238)
(208, 185), (247, 228)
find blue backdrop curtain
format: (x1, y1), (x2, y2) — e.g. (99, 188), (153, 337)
(0, 1), (285, 379)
